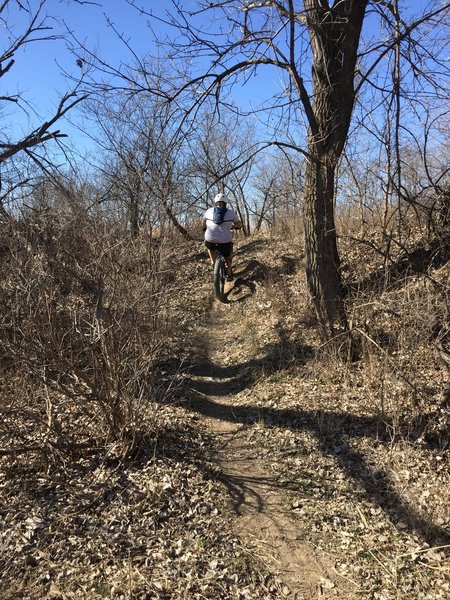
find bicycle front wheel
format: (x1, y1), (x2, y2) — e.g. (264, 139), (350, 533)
(213, 256), (226, 302)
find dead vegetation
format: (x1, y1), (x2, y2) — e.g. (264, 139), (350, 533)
(0, 212), (286, 599)
(0, 207), (449, 598)
(204, 222), (449, 599)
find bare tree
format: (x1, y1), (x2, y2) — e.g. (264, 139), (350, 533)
(125, 0), (371, 334)
(253, 151), (303, 233)
(332, 10), (449, 270)
(122, 0), (449, 338)
(82, 88), (195, 238)
(185, 110), (258, 234)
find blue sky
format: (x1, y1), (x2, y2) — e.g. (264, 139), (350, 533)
(6, 1), (146, 95)
(4, 0), (286, 157)
(4, 1), (261, 152)
(4, 2), (150, 144)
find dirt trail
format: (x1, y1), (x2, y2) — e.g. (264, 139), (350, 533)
(188, 280), (341, 599)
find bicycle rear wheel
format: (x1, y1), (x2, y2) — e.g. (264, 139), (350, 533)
(213, 255), (226, 302)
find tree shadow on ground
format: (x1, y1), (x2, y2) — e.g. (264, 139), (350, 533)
(234, 239), (270, 257)
(212, 466), (310, 517)
(213, 260), (266, 304)
(223, 251), (302, 304)
(179, 238), (449, 546)
(183, 325), (450, 548)
(188, 323), (314, 395)
(187, 395), (450, 548)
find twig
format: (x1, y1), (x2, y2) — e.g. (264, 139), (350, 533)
(397, 544), (450, 559)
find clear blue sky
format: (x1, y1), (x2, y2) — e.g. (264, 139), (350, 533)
(5, 0), (285, 157)
(4, 1), (273, 155)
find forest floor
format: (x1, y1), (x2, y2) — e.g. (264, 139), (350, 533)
(1, 231), (449, 599)
(187, 292), (341, 599)
(176, 232), (450, 599)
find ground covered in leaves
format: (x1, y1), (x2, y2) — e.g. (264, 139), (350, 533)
(1, 228), (449, 599)
(188, 230), (449, 599)
(1, 415), (284, 599)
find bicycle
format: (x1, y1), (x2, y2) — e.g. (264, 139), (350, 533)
(208, 227), (238, 302)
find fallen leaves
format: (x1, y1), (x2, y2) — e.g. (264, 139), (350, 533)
(1, 233), (449, 599)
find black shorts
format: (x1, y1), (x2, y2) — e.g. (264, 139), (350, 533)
(205, 241), (233, 258)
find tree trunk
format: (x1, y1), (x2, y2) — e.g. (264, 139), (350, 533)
(304, 156), (347, 335)
(129, 195), (140, 238)
(161, 196), (194, 240)
(302, 0), (368, 336)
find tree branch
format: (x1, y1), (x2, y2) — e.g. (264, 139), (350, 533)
(0, 92), (88, 163)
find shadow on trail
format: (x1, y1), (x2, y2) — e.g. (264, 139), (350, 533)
(188, 392), (450, 547)
(181, 239), (449, 546)
(188, 324), (314, 398)
(233, 238), (270, 257)
(218, 259), (266, 304)
(222, 248), (303, 304)
(215, 471), (294, 517)
(185, 329), (450, 547)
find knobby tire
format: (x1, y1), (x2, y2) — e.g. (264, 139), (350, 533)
(213, 255), (226, 302)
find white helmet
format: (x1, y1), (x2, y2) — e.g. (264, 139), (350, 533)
(214, 193), (227, 205)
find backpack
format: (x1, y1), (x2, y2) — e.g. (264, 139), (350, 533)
(213, 205), (227, 224)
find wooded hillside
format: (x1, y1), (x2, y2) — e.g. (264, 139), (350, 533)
(1, 1), (449, 597)
(0, 207), (448, 598)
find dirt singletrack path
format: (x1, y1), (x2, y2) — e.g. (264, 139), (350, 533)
(188, 277), (342, 599)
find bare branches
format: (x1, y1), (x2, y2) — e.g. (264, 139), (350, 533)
(1, 0), (57, 67)
(356, 2), (450, 95)
(0, 92), (87, 163)
(1, 0), (90, 167)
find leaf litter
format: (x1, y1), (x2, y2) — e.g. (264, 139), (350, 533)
(1, 232), (449, 599)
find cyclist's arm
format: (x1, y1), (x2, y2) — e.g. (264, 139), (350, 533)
(202, 218), (207, 231)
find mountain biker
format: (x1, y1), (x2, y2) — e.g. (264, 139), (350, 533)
(203, 193), (242, 281)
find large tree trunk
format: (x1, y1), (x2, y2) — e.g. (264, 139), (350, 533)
(303, 0), (368, 336)
(304, 156), (347, 335)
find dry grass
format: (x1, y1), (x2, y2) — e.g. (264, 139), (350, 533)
(0, 212), (171, 464)
(218, 219), (449, 598)
(0, 201), (448, 598)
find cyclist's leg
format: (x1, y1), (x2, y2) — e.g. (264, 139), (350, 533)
(220, 243), (234, 277)
(205, 241), (218, 266)
(207, 247), (217, 266)
(224, 255), (232, 275)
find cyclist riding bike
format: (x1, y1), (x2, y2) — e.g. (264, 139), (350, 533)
(203, 193), (242, 281)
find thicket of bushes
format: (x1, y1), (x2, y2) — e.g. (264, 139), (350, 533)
(0, 209), (174, 468)
(1, 198), (449, 472)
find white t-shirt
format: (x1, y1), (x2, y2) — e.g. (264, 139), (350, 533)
(204, 206), (240, 244)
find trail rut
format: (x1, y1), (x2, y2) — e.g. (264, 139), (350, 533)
(188, 285), (341, 599)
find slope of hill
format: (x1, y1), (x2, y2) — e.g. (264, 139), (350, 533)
(170, 231), (449, 598)
(1, 223), (448, 599)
